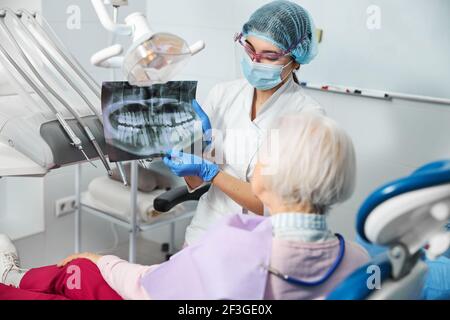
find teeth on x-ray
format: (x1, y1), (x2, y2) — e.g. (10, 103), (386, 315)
(111, 108), (195, 147)
(102, 81), (199, 161)
(109, 103), (198, 154)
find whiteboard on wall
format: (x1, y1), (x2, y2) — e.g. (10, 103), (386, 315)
(291, 0), (450, 100)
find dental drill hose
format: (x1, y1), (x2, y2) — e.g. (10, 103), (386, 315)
(0, 19), (90, 162)
(16, 11), (103, 121)
(22, 9), (102, 98)
(0, 11), (112, 175)
(22, 10), (127, 182)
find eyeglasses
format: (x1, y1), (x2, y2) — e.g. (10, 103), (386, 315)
(234, 33), (286, 62)
(234, 32), (305, 63)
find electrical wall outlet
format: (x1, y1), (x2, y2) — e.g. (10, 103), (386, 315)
(55, 196), (77, 218)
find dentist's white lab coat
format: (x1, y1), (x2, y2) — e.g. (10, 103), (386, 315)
(185, 77), (325, 245)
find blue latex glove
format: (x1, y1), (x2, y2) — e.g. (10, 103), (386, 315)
(192, 100), (212, 148)
(422, 256), (450, 300)
(163, 150), (219, 182)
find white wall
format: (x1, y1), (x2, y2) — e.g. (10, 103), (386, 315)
(0, 0), (40, 10)
(296, 0), (450, 100)
(148, 0), (450, 99)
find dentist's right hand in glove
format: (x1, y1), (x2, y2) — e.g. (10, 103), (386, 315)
(163, 149), (263, 215)
(163, 150), (220, 183)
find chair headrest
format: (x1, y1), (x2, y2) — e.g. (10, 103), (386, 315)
(356, 160), (450, 244)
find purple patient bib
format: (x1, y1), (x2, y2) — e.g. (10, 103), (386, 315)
(141, 214), (273, 300)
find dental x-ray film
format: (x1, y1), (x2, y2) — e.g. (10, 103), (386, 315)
(102, 81), (201, 162)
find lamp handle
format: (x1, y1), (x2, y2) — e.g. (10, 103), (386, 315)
(91, 44), (124, 68)
(190, 41), (206, 56)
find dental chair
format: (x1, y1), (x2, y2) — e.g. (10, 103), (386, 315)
(327, 160), (450, 300)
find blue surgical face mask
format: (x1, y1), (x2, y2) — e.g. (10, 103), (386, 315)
(241, 55), (293, 91)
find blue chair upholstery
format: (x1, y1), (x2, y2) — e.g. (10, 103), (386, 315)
(357, 160), (450, 242)
(328, 160), (450, 300)
(355, 234), (388, 257)
(422, 256), (450, 300)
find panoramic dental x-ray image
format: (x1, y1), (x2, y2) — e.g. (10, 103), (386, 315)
(102, 81), (201, 162)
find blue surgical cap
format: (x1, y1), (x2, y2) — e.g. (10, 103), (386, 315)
(242, 0), (318, 65)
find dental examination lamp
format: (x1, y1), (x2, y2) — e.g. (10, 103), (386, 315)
(90, 0), (205, 86)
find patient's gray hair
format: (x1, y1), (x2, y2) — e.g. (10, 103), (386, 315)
(259, 111), (356, 214)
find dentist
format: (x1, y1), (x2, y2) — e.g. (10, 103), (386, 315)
(163, 1), (325, 245)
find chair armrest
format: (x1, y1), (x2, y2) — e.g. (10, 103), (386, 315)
(154, 184), (211, 213)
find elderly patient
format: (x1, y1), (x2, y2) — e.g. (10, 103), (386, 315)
(0, 112), (369, 300)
